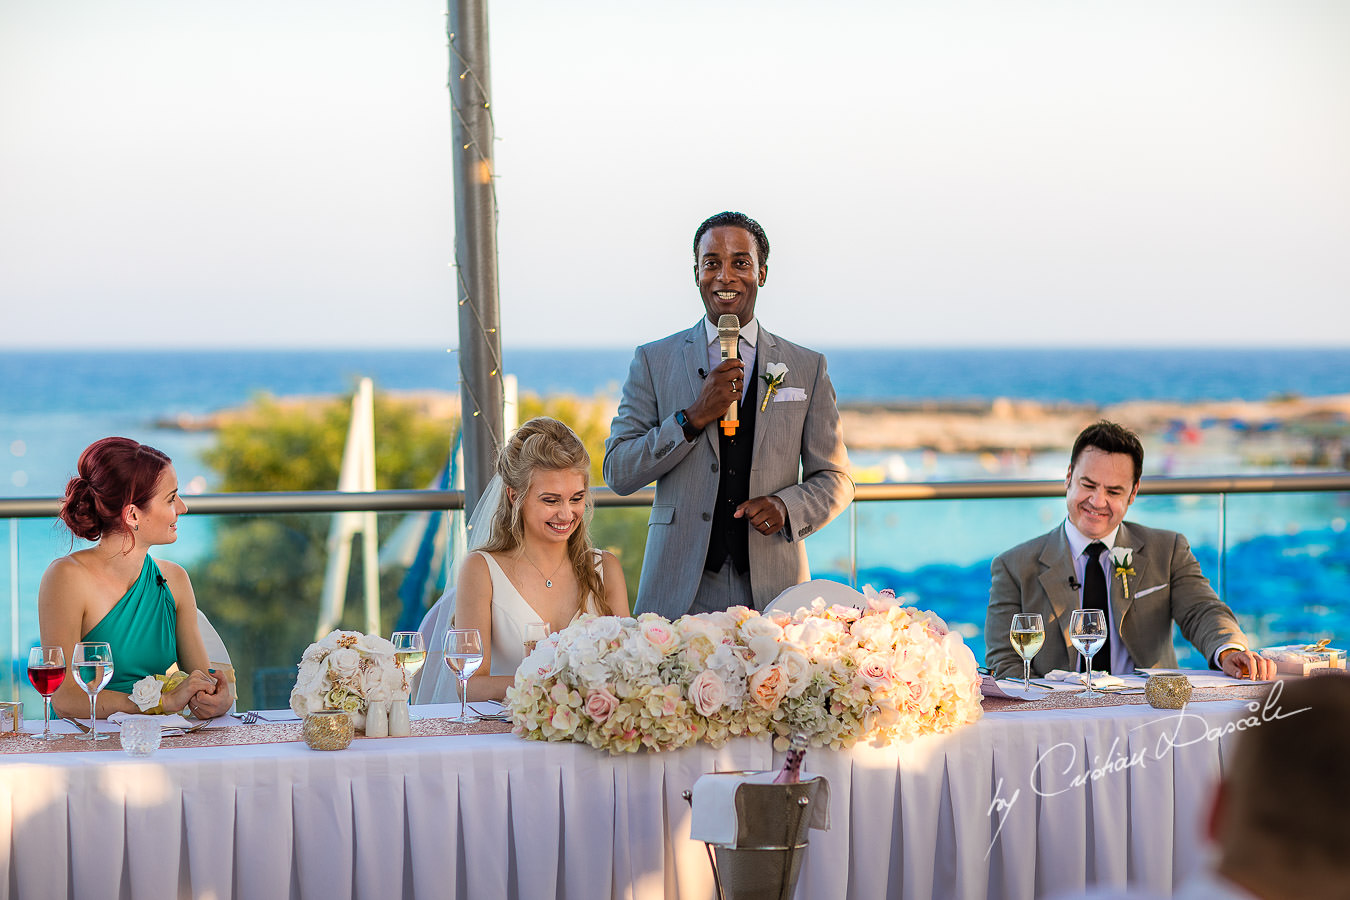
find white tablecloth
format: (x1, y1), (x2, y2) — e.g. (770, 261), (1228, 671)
(0, 699), (1252, 899)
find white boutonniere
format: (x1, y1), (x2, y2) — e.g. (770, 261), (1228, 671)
(759, 362), (788, 412)
(1110, 547), (1135, 598)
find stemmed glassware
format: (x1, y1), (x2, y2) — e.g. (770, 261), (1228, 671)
(71, 641), (114, 741)
(443, 629), (483, 724)
(523, 621), (550, 658)
(27, 645), (66, 741)
(1009, 613), (1045, 689)
(1069, 609), (1108, 698)
(391, 631), (426, 720)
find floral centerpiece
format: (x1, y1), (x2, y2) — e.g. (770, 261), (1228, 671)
(289, 630), (409, 732)
(505, 588), (983, 754)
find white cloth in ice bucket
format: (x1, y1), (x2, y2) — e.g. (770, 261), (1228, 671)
(689, 771), (830, 845)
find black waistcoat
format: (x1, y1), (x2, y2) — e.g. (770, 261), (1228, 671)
(705, 358), (758, 574)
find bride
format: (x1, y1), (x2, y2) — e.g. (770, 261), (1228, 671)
(452, 417), (629, 701)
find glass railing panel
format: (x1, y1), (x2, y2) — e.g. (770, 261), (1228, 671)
(1219, 490), (1350, 651)
(4, 510), (463, 713)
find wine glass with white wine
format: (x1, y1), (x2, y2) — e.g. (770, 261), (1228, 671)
(443, 629), (483, 724)
(391, 631), (426, 720)
(72, 641), (114, 741)
(523, 621), (550, 658)
(1009, 613), (1044, 689)
(1069, 608), (1108, 698)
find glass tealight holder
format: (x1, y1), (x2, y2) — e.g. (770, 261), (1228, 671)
(120, 715), (162, 757)
(1144, 674), (1193, 709)
(303, 709), (354, 750)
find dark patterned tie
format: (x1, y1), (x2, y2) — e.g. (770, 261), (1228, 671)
(1083, 542), (1113, 672)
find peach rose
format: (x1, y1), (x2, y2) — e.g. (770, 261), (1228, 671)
(748, 665), (789, 711)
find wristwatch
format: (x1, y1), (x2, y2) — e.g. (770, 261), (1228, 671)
(675, 409), (699, 442)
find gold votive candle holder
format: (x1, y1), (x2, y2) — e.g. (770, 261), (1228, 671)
(1145, 674), (1192, 709)
(0, 701), (23, 733)
(303, 709), (354, 750)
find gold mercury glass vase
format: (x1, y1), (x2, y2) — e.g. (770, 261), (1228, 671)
(303, 709), (354, 750)
(1144, 674), (1193, 709)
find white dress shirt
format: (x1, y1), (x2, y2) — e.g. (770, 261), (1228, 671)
(702, 316), (759, 382)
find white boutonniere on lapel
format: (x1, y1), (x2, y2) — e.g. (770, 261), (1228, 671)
(1110, 547), (1135, 599)
(759, 362), (788, 412)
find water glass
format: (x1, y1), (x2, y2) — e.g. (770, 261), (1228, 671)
(120, 715), (162, 757)
(1009, 613), (1044, 688)
(1069, 609), (1108, 698)
(443, 629), (483, 724)
(72, 641), (114, 741)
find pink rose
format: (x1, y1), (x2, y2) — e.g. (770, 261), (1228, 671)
(640, 620), (679, 655)
(828, 604), (862, 623)
(748, 665), (789, 711)
(583, 687), (619, 724)
(688, 669), (727, 717)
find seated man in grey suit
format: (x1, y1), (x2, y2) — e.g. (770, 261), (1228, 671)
(985, 421), (1274, 680)
(603, 211), (853, 617)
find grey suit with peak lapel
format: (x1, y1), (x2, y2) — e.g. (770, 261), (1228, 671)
(604, 320), (853, 618)
(985, 520), (1248, 679)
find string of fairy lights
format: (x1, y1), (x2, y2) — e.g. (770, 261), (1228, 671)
(445, 13), (504, 460)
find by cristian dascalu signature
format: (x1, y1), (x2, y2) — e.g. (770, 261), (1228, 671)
(984, 680), (1310, 859)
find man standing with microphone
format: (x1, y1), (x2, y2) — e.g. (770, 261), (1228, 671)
(604, 211), (853, 616)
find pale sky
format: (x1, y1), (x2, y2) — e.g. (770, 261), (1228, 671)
(2, 0), (1347, 348)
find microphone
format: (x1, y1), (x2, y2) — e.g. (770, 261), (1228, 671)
(157, 574), (168, 587)
(1068, 576), (1081, 591)
(698, 368), (708, 379)
(718, 314), (740, 436)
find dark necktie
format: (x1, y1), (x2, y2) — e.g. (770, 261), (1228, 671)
(1083, 541), (1113, 672)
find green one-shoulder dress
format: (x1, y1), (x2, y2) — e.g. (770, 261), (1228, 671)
(81, 556), (179, 694)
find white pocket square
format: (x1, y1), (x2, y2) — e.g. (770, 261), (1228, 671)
(1133, 584), (1165, 599)
(774, 387), (807, 402)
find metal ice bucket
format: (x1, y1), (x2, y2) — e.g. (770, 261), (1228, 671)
(685, 772), (825, 900)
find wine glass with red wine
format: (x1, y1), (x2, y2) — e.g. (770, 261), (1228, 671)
(27, 645), (66, 741)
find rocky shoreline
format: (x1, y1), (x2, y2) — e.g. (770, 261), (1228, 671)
(158, 391), (1350, 470)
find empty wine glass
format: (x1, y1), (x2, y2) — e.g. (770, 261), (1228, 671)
(523, 621), (550, 658)
(72, 641), (114, 741)
(1069, 609), (1108, 698)
(27, 645), (66, 741)
(443, 629), (483, 725)
(391, 631), (426, 719)
(1009, 613), (1045, 689)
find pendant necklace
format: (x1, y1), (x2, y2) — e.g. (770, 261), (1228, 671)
(523, 551), (566, 588)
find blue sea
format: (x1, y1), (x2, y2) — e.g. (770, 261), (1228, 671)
(2, 347), (1348, 679)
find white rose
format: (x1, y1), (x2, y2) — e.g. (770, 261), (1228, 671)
(328, 648), (360, 680)
(360, 661), (391, 701)
(129, 676), (163, 711)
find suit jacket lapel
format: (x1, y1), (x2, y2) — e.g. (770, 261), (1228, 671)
(1037, 527), (1079, 662)
(1113, 522), (1149, 646)
(684, 320), (720, 461)
(752, 328), (776, 452)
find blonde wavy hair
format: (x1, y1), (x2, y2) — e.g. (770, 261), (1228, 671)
(476, 417), (607, 615)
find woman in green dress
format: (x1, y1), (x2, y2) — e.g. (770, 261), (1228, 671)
(39, 437), (232, 719)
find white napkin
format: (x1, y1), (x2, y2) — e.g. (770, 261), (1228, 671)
(109, 711), (193, 729)
(690, 771), (830, 845)
(1043, 669), (1126, 689)
(1137, 668), (1272, 687)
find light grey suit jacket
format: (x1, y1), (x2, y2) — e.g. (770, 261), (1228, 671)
(603, 320), (853, 618)
(985, 520), (1248, 679)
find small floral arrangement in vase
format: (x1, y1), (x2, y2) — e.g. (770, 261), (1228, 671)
(289, 630), (409, 732)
